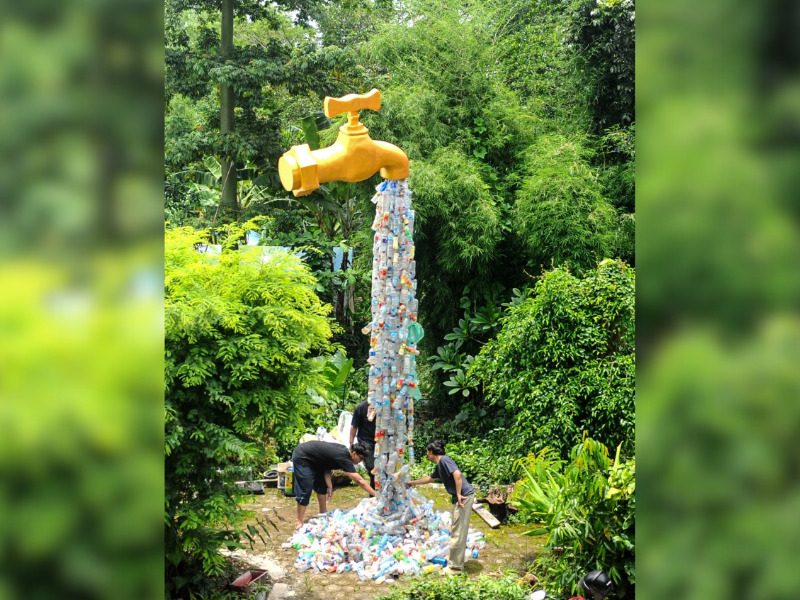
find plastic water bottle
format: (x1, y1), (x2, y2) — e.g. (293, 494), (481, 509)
(284, 466), (294, 497)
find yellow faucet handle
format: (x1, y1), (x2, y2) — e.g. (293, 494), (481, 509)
(324, 88), (381, 119)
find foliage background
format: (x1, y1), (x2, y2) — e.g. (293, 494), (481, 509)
(0, 1), (165, 599)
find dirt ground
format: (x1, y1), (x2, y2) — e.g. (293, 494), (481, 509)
(231, 482), (546, 600)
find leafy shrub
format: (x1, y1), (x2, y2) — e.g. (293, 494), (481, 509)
(378, 573), (531, 600)
(511, 438), (635, 598)
(507, 447), (566, 526)
(428, 286), (525, 405)
(164, 222), (335, 596)
(473, 259), (635, 458)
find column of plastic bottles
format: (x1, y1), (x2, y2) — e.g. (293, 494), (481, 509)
(361, 179), (422, 523)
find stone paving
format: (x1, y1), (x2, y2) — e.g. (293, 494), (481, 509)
(230, 484), (545, 600)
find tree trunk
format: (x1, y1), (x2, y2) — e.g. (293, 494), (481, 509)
(219, 0), (237, 221)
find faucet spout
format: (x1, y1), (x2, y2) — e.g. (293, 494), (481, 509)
(278, 89), (409, 197)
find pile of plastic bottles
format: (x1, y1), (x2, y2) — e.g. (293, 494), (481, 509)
(363, 179), (421, 510)
(282, 491), (487, 582)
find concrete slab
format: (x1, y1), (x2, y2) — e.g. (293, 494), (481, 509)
(218, 548), (287, 581)
(268, 582), (293, 600)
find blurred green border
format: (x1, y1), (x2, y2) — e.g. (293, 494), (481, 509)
(637, 0), (800, 597)
(0, 1), (165, 599)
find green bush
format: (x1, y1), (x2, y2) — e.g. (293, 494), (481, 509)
(378, 573), (531, 600)
(473, 259), (635, 458)
(164, 222), (335, 596)
(444, 435), (525, 486)
(511, 438), (635, 598)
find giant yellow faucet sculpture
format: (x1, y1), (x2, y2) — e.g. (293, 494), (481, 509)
(278, 89), (409, 197)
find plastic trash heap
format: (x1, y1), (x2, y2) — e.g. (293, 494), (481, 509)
(283, 501), (486, 581)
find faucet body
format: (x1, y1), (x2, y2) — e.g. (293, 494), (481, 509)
(278, 89), (409, 196)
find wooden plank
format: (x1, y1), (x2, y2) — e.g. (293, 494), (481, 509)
(472, 503), (501, 528)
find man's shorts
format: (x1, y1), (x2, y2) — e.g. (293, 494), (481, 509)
(291, 452), (330, 506)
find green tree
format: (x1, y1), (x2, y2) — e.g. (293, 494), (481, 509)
(565, 0), (635, 132)
(361, 0), (537, 349)
(219, 0), (236, 217)
(496, 0), (588, 130)
(563, 0), (635, 260)
(166, 0), (281, 221)
(473, 259), (635, 458)
(164, 222), (335, 594)
(310, 0), (392, 48)
(495, 0), (635, 263)
(164, 0), (363, 224)
(514, 132), (618, 273)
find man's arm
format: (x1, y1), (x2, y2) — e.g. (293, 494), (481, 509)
(324, 470), (333, 500)
(453, 470), (466, 507)
(349, 423), (357, 446)
(406, 475), (435, 487)
(346, 471), (376, 496)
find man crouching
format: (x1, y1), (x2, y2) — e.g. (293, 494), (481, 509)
(290, 440), (376, 528)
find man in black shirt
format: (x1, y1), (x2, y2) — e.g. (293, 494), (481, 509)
(349, 400), (377, 489)
(406, 440), (475, 573)
(291, 440), (376, 528)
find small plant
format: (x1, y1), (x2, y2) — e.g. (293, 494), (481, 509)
(441, 366), (478, 397)
(250, 582), (270, 600)
(426, 286), (525, 416)
(301, 572), (314, 595)
(377, 573), (530, 600)
(305, 349), (362, 430)
(508, 447), (566, 527)
(511, 437), (635, 598)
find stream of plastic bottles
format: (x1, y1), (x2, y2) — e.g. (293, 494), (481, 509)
(365, 179), (421, 507)
(283, 180), (487, 582)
